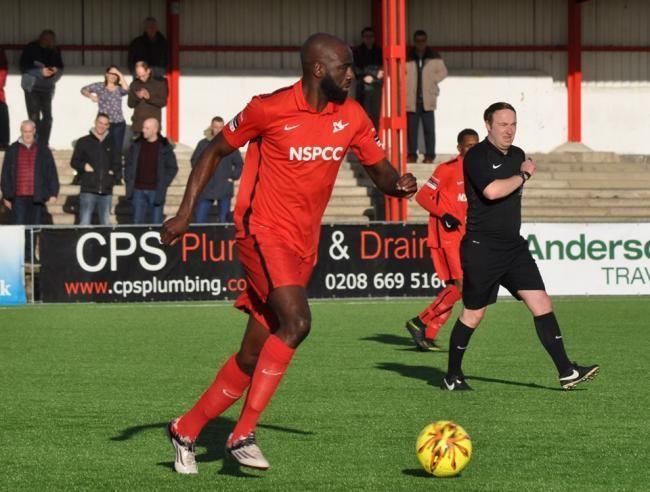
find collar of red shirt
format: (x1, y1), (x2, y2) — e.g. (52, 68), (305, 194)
(293, 80), (339, 115)
(18, 138), (36, 150)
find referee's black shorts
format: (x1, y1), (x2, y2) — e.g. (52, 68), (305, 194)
(460, 233), (545, 310)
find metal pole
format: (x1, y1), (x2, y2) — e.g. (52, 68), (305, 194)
(567, 0), (582, 142)
(166, 0), (180, 142)
(381, 0), (408, 222)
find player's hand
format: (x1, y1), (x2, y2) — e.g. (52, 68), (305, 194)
(396, 173), (417, 198)
(3, 198), (12, 210)
(441, 213), (461, 231)
(160, 214), (190, 246)
(521, 158), (536, 177)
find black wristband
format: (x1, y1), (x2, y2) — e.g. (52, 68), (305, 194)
(519, 171), (531, 183)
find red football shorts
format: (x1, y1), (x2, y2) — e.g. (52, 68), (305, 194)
(430, 246), (462, 282)
(234, 234), (316, 330)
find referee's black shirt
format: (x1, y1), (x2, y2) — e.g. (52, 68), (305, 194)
(463, 138), (526, 242)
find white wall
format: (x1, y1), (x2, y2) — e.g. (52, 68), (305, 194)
(3, 68), (648, 155)
(582, 84), (650, 155)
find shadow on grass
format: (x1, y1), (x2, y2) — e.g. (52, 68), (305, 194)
(466, 375), (570, 392)
(402, 468), (464, 479)
(360, 333), (427, 350)
(375, 362), (569, 392)
(375, 362), (447, 387)
(112, 418), (314, 477)
(402, 468), (432, 478)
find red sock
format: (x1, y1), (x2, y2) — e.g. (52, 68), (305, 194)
(230, 335), (295, 443)
(175, 354), (251, 441)
(418, 285), (462, 339)
(425, 309), (453, 340)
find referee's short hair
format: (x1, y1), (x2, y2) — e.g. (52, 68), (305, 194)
(484, 102), (516, 123)
(457, 128), (479, 144)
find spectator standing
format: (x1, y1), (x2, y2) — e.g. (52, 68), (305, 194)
(191, 117), (243, 223)
(19, 30), (64, 147)
(0, 48), (9, 150)
(353, 27), (383, 130)
(70, 113), (121, 225)
(125, 118), (177, 224)
(128, 61), (168, 135)
(127, 17), (169, 80)
(406, 30), (447, 163)
(1, 120), (58, 225)
(81, 66), (129, 158)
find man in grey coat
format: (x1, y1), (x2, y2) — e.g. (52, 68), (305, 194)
(406, 30), (447, 163)
(191, 116), (243, 223)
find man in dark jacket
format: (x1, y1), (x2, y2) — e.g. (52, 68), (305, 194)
(1, 120), (59, 225)
(128, 61), (168, 135)
(19, 30), (64, 147)
(70, 113), (121, 225)
(127, 17), (169, 79)
(191, 116), (243, 223)
(125, 118), (177, 224)
(353, 27), (383, 131)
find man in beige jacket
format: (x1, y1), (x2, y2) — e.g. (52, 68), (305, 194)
(406, 30), (448, 163)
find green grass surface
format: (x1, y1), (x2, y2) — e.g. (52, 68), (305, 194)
(1, 298), (648, 491)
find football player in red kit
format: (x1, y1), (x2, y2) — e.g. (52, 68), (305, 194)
(405, 129), (479, 351)
(160, 33), (417, 473)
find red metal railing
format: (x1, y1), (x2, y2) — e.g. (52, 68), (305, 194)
(381, 0), (408, 223)
(3, 43), (648, 53)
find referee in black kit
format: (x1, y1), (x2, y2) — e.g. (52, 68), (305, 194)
(440, 102), (599, 391)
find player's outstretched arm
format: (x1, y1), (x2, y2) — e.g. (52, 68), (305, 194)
(364, 159), (417, 198)
(160, 133), (238, 245)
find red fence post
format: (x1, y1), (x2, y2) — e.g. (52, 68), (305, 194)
(166, 0), (180, 142)
(567, 0), (582, 142)
(381, 0), (408, 222)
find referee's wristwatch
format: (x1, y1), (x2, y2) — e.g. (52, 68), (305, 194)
(519, 171), (532, 184)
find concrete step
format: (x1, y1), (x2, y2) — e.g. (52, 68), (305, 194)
(523, 188), (650, 199)
(522, 197), (650, 208)
(521, 207), (650, 217)
(529, 151), (621, 163)
(407, 201), (650, 219)
(48, 211), (373, 226)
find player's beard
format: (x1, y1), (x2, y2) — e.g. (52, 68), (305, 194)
(321, 73), (348, 104)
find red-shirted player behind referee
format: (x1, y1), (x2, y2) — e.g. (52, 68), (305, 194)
(405, 129), (479, 351)
(160, 33), (416, 473)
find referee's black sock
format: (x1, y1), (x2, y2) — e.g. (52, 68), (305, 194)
(447, 319), (475, 377)
(534, 312), (572, 375)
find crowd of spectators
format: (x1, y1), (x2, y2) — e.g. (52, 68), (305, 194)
(1, 23), (447, 227)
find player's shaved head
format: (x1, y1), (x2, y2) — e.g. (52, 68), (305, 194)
(300, 33), (354, 105)
(301, 33), (350, 74)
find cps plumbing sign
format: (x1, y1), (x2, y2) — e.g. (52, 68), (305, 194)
(37, 223), (648, 302)
(38, 224), (442, 302)
(520, 223), (650, 295)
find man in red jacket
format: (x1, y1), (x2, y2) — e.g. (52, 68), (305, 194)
(406, 128), (479, 351)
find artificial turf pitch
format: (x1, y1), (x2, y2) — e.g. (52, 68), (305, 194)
(1, 297), (647, 491)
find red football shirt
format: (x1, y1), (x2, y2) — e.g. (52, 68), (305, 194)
(222, 80), (385, 255)
(415, 155), (468, 249)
